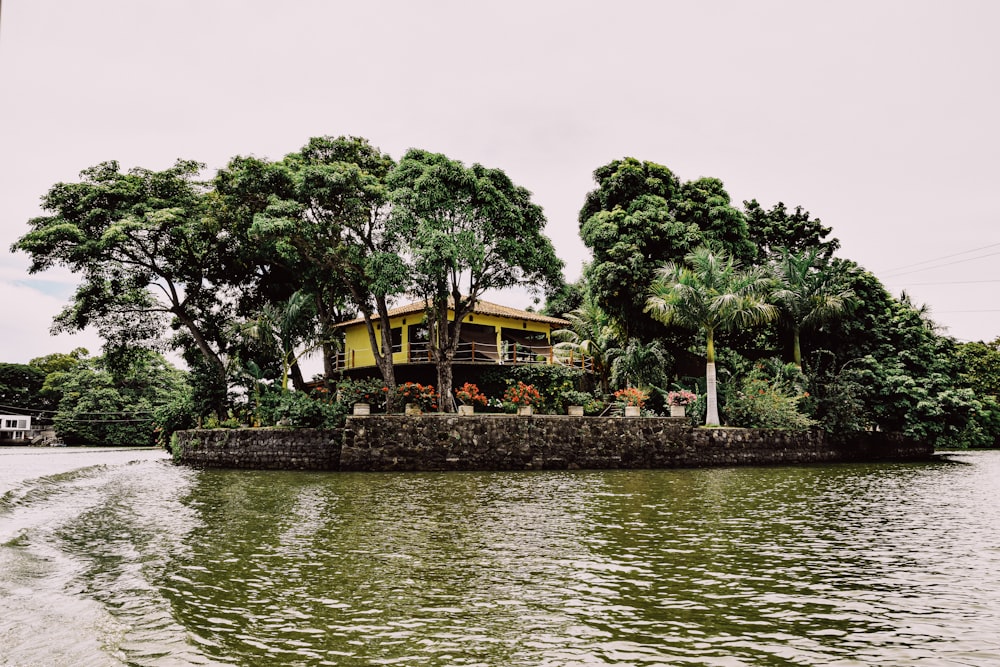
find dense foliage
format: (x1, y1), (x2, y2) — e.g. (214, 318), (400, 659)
(9, 145), (998, 448)
(45, 351), (188, 446)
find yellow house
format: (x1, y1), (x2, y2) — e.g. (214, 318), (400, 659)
(335, 299), (578, 373)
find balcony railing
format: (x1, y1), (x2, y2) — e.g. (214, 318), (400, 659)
(335, 340), (593, 372)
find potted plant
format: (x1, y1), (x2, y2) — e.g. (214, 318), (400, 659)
(666, 390), (697, 417)
(614, 387), (648, 417)
(454, 382), (488, 416)
(504, 381), (542, 416)
(398, 382), (438, 414)
(337, 378), (386, 416)
(561, 389), (593, 416)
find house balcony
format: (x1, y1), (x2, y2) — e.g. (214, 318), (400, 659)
(335, 340), (594, 372)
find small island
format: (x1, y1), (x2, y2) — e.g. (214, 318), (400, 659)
(7, 140), (998, 458)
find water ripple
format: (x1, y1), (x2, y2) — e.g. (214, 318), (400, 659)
(3, 449), (1000, 665)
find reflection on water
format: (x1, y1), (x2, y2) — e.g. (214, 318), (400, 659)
(1, 448), (998, 665)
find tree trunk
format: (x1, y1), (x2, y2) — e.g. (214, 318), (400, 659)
(314, 294), (338, 384)
(289, 361), (307, 391)
(172, 306), (227, 418)
(351, 287), (397, 412)
(705, 329), (719, 426)
(792, 327), (803, 369)
(373, 296), (397, 412)
(705, 361), (719, 426)
(437, 354), (456, 413)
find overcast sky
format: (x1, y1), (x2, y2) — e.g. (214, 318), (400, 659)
(2, 0), (998, 365)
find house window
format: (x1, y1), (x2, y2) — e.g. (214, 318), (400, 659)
(379, 327), (403, 354)
(456, 323), (499, 362)
(408, 323), (430, 362)
(501, 328), (549, 363)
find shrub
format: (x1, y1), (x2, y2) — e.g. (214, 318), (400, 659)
(504, 382), (542, 407)
(481, 365), (585, 412)
(614, 387), (648, 407)
(455, 382), (488, 406)
(725, 377), (816, 430)
(398, 382), (439, 411)
(336, 378), (388, 411)
(153, 392), (198, 449)
(259, 389), (347, 428)
(561, 389), (593, 407)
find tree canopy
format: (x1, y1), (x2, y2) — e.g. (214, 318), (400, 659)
(12, 160), (234, 412)
(389, 148), (563, 410)
(578, 159), (755, 340)
(237, 136), (407, 397)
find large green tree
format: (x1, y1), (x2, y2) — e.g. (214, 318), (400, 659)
(12, 160), (233, 414)
(48, 350), (189, 446)
(579, 158), (694, 339)
(0, 363), (50, 414)
(646, 247), (777, 426)
(245, 136), (407, 400)
(389, 149), (563, 411)
(957, 337), (1000, 401)
(579, 158), (753, 340)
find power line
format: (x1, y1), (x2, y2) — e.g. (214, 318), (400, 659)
(934, 309), (1000, 314)
(882, 279), (1000, 286)
(53, 417), (152, 424)
(0, 403), (157, 417)
(880, 241), (1000, 276)
(881, 249), (1000, 279)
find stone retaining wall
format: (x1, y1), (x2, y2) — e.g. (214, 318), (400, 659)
(173, 415), (933, 471)
(173, 428), (341, 470)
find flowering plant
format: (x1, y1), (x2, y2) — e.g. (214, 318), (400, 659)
(504, 381), (542, 407)
(336, 378), (387, 410)
(666, 390), (697, 407)
(614, 387), (648, 407)
(455, 382), (488, 406)
(397, 382), (438, 411)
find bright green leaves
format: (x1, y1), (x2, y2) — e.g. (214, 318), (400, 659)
(579, 158), (750, 339)
(389, 148), (562, 299)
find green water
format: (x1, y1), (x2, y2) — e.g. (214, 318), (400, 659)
(1, 448), (998, 666)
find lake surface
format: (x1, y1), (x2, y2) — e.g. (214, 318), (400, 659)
(1, 447), (998, 666)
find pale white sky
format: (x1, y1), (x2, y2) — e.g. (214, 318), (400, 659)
(2, 0), (998, 364)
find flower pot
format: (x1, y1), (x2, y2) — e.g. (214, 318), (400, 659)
(670, 405), (686, 417)
(353, 403), (370, 416)
(517, 405), (534, 416)
(624, 405), (640, 418)
(405, 403), (422, 416)
(567, 405), (584, 417)
(458, 405), (475, 416)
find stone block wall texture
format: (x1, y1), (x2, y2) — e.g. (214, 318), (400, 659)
(173, 416), (933, 471)
(173, 428), (342, 470)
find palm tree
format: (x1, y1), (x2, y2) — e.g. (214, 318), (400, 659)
(552, 296), (622, 395)
(770, 248), (856, 369)
(609, 338), (671, 391)
(236, 291), (322, 391)
(646, 246), (777, 426)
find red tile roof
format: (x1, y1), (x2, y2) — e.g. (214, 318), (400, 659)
(336, 298), (569, 328)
